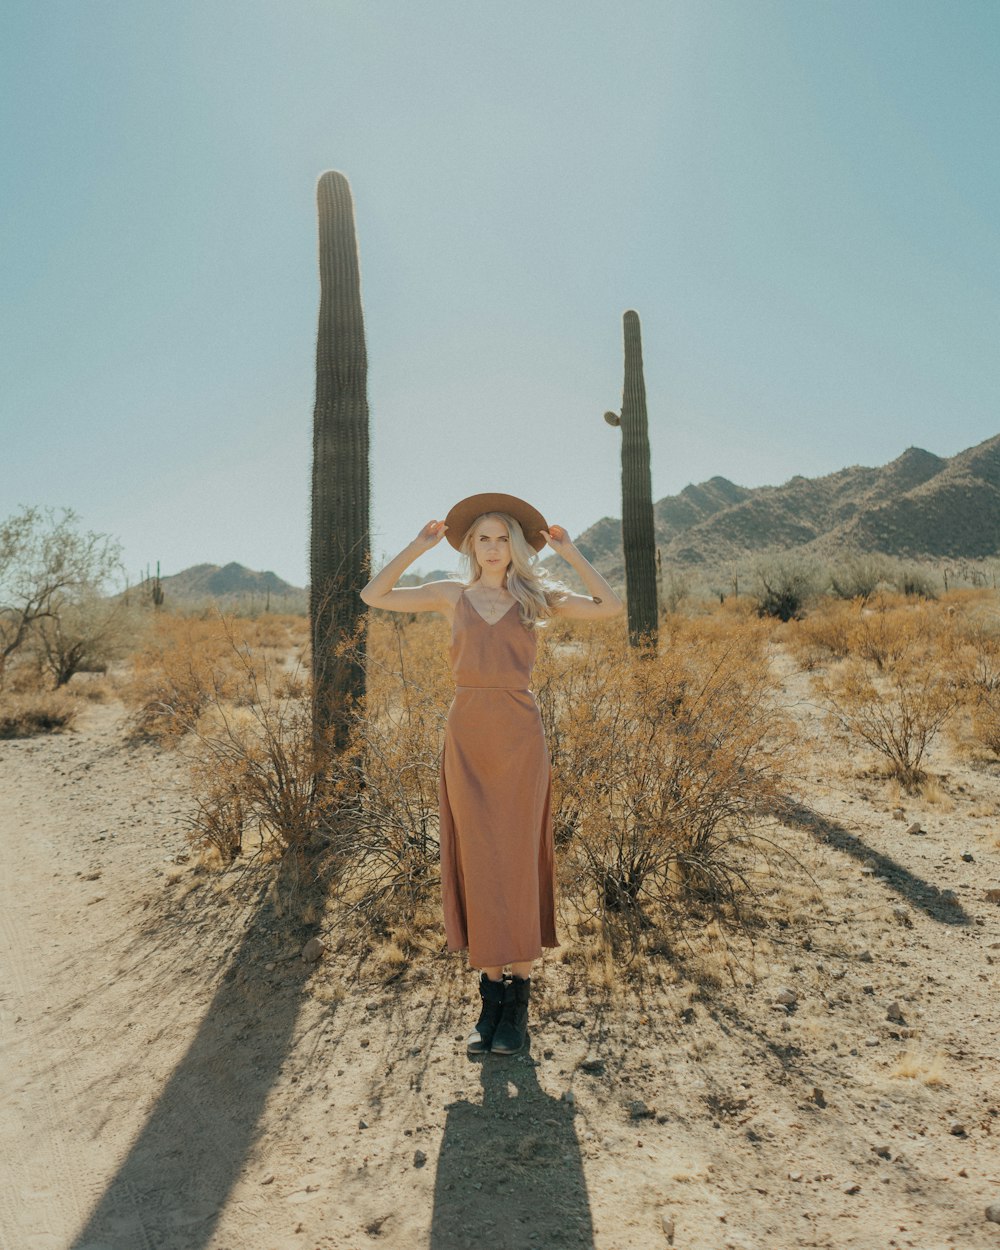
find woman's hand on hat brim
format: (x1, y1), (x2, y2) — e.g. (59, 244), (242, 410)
(540, 525), (576, 558)
(414, 520), (448, 550)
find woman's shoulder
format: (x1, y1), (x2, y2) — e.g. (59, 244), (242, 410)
(422, 579), (465, 605)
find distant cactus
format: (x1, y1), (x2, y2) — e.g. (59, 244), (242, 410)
(604, 310), (658, 648)
(144, 561), (164, 608)
(310, 171), (370, 752)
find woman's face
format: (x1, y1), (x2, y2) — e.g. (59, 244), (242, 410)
(472, 518), (511, 576)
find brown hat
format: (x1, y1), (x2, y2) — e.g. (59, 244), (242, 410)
(444, 492), (548, 552)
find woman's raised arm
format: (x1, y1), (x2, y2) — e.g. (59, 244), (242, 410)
(541, 524), (625, 620)
(359, 520), (457, 614)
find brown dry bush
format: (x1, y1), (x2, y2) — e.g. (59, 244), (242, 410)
(325, 613), (453, 943)
(814, 603), (962, 789)
(944, 613), (1000, 757)
(536, 615), (796, 960)
(0, 690), (77, 738)
(131, 616), (331, 872)
(788, 598), (863, 668)
(122, 613), (267, 742)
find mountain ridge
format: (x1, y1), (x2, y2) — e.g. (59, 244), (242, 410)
(573, 433), (1000, 576)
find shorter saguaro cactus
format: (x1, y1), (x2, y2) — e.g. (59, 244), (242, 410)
(605, 309), (658, 649)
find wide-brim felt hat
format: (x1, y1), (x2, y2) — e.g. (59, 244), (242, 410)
(444, 492), (548, 552)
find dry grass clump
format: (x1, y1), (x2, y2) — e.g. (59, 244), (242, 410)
(0, 690), (77, 738)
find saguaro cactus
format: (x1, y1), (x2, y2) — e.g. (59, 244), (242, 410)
(604, 309), (658, 649)
(310, 171), (371, 752)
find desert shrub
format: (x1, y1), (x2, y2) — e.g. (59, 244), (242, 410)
(325, 613), (453, 937)
(788, 599), (860, 667)
(128, 615), (330, 870)
(827, 553), (892, 603)
(750, 558), (817, 622)
(122, 614), (266, 742)
(815, 608), (961, 788)
(185, 668), (327, 866)
(893, 564), (938, 599)
(945, 617), (1000, 757)
(0, 690), (77, 737)
(660, 568), (691, 615)
(538, 616), (795, 957)
(32, 592), (146, 687)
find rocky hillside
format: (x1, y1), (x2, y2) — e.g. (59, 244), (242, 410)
(572, 434), (1000, 577)
(153, 562), (303, 608)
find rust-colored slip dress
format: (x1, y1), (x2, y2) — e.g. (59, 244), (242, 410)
(438, 588), (559, 968)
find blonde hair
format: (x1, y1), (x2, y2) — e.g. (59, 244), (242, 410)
(457, 512), (569, 630)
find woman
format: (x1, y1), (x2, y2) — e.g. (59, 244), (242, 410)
(359, 492), (623, 1056)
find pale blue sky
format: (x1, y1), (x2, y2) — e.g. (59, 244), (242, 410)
(2, 1), (999, 586)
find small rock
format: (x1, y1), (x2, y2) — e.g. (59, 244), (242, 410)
(861, 982), (875, 994)
(864, 1036), (880, 1047)
(578, 1055), (605, 1073)
(940, 888), (959, 904)
(811, 1087), (826, 1107)
(561, 1089), (575, 1105)
(359, 1119), (369, 1130)
(659, 1212), (675, 1242)
(413, 1149), (427, 1168)
(949, 1121), (967, 1136)
(264, 962), (276, 972)
(842, 1181), (861, 1194)
(906, 822), (924, 835)
(985, 1203), (1000, 1224)
(961, 851), (974, 862)
(360, 1038), (370, 1048)
(409, 1046), (421, 1056)
(630, 1100), (654, 1120)
(892, 808), (905, 820)
(558, 1012), (585, 1029)
(886, 1002), (905, 1023)
(774, 987), (797, 1005)
(301, 937), (326, 963)
(857, 950), (873, 963)
(984, 889), (1000, 904)
(788, 1171), (803, 1182)
(542, 1048), (554, 1059)
(861, 866), (876, 876)
(891, 905), (912, 925)
(261, 1173), (275, 1185)
(872, 1145), (891, 1159)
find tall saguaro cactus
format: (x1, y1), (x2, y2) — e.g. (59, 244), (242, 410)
(604, 309), (658, 649)
(310, 171), (371, 752)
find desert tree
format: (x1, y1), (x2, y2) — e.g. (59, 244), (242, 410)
(0, 506), (122, 689)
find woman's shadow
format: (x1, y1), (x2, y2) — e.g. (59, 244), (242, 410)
(430, 1042), (594, 1250)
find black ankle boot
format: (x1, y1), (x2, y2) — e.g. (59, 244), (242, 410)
(466, 973), (507, 1054)
(490, 975), (530, 1055)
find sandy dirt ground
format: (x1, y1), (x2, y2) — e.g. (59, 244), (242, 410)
(2, 658), (1000, 1250)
